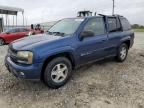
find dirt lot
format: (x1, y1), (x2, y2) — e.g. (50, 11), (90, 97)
(0, 32), (144, 108)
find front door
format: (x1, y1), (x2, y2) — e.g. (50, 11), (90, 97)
(76, 17), (108, 65)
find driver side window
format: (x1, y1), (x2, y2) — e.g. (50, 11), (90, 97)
(83, 18), (105, 36)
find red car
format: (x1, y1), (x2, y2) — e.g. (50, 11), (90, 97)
(0, 28), (30, 45)
(0, 28), (44, 45)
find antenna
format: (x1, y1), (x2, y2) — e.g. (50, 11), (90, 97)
(112, 0), (115, 15)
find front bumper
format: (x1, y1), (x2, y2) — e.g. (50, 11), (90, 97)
(5, 56), (43, 80)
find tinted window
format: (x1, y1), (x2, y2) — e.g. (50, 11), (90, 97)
(108, 17), (121, 32)
(83, 17), (105, 35)
(120, 18), (131, 31)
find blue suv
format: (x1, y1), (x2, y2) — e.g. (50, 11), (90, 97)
(5, 15), (134, 88)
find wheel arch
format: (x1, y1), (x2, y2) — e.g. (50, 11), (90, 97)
(120, 35), (131, 49)
(40, 52), (75, 80)
(122, 40), (131, 49)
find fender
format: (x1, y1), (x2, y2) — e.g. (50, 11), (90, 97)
(36, 45), (77, 64)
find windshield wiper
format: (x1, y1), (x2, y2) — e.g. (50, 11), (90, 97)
(47, 31), (65, 36)
(53, 32), (65, 36)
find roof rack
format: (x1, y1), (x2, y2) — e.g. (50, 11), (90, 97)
(98, 14), (123, 17)
(113, 14), (123, 17)
(98, 14), (107, 17)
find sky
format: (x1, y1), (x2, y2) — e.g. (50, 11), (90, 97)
(0, 0), (144, 25)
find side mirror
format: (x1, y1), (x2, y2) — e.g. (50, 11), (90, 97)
(79, 31), (95, 41)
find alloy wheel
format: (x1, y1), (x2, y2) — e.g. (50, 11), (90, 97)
(51, 63), (68, 83)
(120, 46), (127, 60)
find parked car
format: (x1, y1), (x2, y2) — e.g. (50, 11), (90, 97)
(0, 28), (44, 45)
(5, 15), (134, 89)
(0, 28), (30, 45)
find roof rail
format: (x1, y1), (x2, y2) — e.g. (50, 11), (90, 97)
(113, 14), (123, 17)
(98, 14), (123, 17)
(98, 14), (107, 17)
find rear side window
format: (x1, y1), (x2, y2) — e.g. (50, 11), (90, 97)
(108, 17), (121, 32)
(120, 18), (131, 31)
(83, 17), (105, 35)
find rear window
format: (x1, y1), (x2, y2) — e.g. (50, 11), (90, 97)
(120, 18), (131, 31)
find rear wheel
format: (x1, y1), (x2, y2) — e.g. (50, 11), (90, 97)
(44, 57), (72, 89)
(0, 38), (5, 46)
(116, 43), (128, 62)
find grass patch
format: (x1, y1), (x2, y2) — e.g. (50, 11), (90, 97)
(133, 29), (144, 32)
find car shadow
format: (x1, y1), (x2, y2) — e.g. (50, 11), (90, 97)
(75, 57), (115, 72)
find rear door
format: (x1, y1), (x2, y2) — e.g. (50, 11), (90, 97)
(119, 17), (134, 48)
(107, 17), (123, 56)
(76, 17), (109, 64)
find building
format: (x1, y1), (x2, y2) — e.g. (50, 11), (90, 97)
(0, 5), (24, 32)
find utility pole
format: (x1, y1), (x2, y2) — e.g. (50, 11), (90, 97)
(112, 0), (115, 15)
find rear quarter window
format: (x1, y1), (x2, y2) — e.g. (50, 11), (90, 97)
(120, 18), (131, 31)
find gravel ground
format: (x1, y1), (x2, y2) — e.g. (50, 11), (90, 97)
(0, 32), (144, 108)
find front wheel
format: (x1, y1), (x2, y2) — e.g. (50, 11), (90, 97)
(44, 57), (72, 89)
(116, 43), (128, 62)
(0, 38), (5, 46)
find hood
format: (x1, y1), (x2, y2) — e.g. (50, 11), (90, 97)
(11, 34), (62, 50)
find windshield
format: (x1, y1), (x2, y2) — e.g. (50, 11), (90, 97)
(3, 28), (16, 33)
(48, 18), (84, 36)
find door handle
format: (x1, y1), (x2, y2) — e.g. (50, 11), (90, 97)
(101, 40), (106, 42)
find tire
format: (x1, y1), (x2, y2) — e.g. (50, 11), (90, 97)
(0, 38), (5, 46)
(116, 43), (128, 62)
(44, 57), (72, 89)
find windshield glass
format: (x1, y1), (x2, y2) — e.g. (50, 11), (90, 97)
(48, 18), (84, 36)
(3, 28), (16, 33)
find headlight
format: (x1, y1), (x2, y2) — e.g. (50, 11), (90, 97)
(17, 51), (33, 64)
